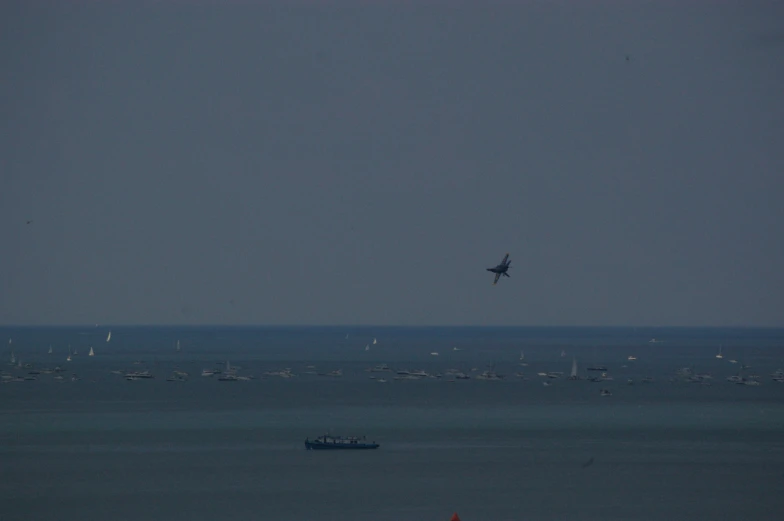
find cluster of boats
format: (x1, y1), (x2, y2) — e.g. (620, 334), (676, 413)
(1, 363), (83, 383)
(5, 344), (784, 389)
(673, 366), (784, 386)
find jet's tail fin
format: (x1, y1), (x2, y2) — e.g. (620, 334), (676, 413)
(503, 272), (510, 277)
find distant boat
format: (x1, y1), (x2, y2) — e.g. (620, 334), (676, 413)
(48, 346), (52, 354)
(372, 338), (377, 345)
(106, 331), (111, 342)
(88, 347), (95, 357)
(561, 349), (566, 357)
(569, 357), (579, 380)
(365, 344), (369, 351)
(475, 366), (503, 381)
(627, 355), (637, 361)
(430, 352), (439, 356)
(176, 340), (181, 352)
(10, 351), (15, 364)
(453, 346), (460, 351)
(716, 346), (723, 359)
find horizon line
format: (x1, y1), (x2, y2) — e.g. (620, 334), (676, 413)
(1, 324), (783, 329)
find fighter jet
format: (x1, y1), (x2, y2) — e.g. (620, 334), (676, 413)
(487, 253), (511, 285)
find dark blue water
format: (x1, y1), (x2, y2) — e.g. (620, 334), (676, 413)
(2, 326), (784, 520)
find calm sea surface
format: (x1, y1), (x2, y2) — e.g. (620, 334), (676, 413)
(2, 326), (784, 521)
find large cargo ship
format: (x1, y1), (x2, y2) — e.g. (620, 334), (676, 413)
(304, 435), (379, 450)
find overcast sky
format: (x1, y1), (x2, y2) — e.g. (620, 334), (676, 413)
(1, 1), (782, 326)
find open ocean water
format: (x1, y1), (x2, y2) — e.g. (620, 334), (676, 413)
(2, 326), (784, 521)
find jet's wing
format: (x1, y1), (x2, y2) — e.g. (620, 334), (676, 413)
(500, 253), (509, 265)
(493, 272), (501, 285)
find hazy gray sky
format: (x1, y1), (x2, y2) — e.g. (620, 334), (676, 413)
(1, 1), (782, 326)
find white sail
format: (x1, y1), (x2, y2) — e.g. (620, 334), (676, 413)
(571, 357), (578, 378)
(89, 346), (95, 357)
(48, 346), (52, 354)
(373, 338), (377, 345)
(519, 350), (525, 360)
(365, 344), (369, 351)
(10, 351), (15, 364)
(176, 340), (181, 352)
(716, 345), (723, 359)
(106, 331), (111, 342)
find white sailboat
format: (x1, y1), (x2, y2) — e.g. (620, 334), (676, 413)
(569, 357), (579, 380)
(561, 349), (566, 358)
(365, 344), (369, 351)
(519, 350), (527, 366)
(106, 331), (111, 342)
(10, 351), (15, 364)
(373, 338), (377, 345)
(716, 345), (723, 359)
(48, 346), (52, 354)
(66, 348), (72, 362)
(176, 340), (181, 352)
(89, 346), (95, 357)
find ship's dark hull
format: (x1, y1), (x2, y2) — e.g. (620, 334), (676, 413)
(305, 441), (379, 450)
